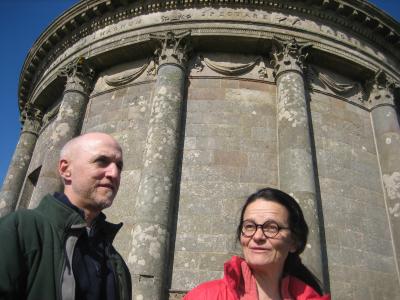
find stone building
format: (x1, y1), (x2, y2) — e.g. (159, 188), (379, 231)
(1, 0), (400, 299)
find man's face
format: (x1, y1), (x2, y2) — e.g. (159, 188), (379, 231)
(61, 135), (123, 213)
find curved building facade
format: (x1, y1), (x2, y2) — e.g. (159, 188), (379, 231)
(1, 0), (400, 299)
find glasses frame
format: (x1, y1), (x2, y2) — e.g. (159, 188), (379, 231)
(241, 220), (290, 239)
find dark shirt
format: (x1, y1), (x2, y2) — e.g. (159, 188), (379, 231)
(54, 192), (117, 300)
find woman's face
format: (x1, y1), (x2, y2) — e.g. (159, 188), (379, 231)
(240, 199), (297, 273)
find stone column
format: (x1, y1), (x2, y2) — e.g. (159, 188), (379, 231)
(368, 70), (400, 281)
(28, 57), (95, 208)
(0, 105), (42, 216)
(129, 31), (190, 300)
(271, 38), (327, 285)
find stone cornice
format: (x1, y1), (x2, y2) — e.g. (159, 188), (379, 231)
(18, 0), (400, 116)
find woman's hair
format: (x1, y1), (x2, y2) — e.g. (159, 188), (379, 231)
(236, 187), (323, 295)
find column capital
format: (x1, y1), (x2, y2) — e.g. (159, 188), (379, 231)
(365, 70), (396, 108)
(271, 37), (312, 79)
(150, 31), (191, 69)
(20, 103), (43, 135)
(58, 57), (95, 95)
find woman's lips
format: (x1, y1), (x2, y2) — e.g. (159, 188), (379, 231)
(249, 247), (271, 252)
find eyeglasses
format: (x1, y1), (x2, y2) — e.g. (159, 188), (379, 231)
(241, 220), (290, 238)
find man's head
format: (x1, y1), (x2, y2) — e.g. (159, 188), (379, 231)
(59, 132), (123, 216)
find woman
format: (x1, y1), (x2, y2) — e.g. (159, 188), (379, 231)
(184, 187), (330, 300)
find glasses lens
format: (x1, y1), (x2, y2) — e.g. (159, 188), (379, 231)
(262, 222), (279, 237)
(242, 221), (256, 236)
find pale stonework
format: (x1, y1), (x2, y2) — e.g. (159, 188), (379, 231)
(3, 1), (400, 299)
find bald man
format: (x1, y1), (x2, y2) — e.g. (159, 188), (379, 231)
(0, 132), (132, 300)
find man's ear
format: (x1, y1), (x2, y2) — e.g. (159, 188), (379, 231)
(59, 159), (72, 183)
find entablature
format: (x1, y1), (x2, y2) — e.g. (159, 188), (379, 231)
(19, 0), (400, 119)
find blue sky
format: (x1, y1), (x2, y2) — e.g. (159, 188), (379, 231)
(0, 0), (399, 186)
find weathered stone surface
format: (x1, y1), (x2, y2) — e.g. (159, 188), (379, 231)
(172, 269), (223, 294)
(273, 39), (326, 286)
(81, 81), (155, 286)
(172, 73), (277, 291)
(129, 31), (191, 300)
(28, 58), (94, 208)
(312, 92), (400, 298)
(168, 292), (185, 300)
(369, 77), (400, 293)
(0, 108), (42, 216)
(5, 1), (400, 299)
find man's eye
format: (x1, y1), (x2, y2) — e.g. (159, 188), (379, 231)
(95, 157), (109, 165)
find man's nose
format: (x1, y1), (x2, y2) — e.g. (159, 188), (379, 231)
(106, 163), (120, 178)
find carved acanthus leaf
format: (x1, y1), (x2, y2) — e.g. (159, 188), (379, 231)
(271, 37), (312, 77)
(147, 58), (158, 76)
(42, 104), (60, 126)
(365, 70), (395, 105)
(20, 103), (44, 134)
(20, 103), (43, 123)
(193, 55), (204, 73)
(58, 57), (95, 94)
(258, 58), (269, 79)
(151, 31), (192, 67)
(104, 62), (149, 87)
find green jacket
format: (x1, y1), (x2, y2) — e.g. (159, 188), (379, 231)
(0, 194), (132, 300)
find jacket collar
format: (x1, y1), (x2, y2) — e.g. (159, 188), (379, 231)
(35, 194), (122, 242)
(53, 192), (85, 219)
(222, 256), (325, 299)
(223, 256), (246, 295)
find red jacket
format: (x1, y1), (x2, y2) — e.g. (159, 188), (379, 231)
(184, 256), (330, 300)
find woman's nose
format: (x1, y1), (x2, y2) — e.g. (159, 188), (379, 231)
(252, 226), (266, 241)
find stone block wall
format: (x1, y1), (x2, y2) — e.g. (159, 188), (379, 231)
(82, 81), (155, 260)
(171, 77), (278, 291)
(311, 93), (400, 299)
(13, 53), (400, 299)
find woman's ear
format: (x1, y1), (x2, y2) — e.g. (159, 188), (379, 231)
(289, 237), (299, 253)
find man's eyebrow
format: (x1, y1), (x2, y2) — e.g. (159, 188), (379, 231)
(93, 154), (109, 160)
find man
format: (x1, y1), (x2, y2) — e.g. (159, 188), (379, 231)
(0, 132), (131, 300)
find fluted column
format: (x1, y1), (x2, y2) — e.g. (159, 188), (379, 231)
(129, 31), (190, 300)
(272, 38), (327, 285)
(368, 71), (400, 280)
(28, 57), (95, 208)
(0, 105), (42, 216)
